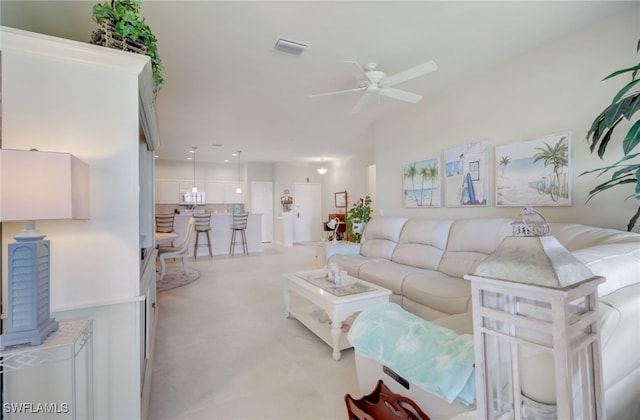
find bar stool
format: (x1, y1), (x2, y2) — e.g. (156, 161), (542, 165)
(193, 213), (213, 259)
(229, 212), (249, 256)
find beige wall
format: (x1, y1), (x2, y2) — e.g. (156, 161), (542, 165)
(373, 7), (640, 232)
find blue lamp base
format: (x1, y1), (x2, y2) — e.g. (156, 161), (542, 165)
(0, 318), (58, 350)
(0, 238), (58, 351)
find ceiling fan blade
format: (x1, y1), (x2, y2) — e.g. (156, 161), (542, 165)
(344, 60), (368, 79)
(379, 88), (423, 103)
(384, 60), (438, 86)
(309, 87), (366, 98)
(352, 92), (372, 113)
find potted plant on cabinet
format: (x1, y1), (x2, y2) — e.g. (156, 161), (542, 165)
(347, 196), (372, 243)
(583, 38), (639, 231)
(90, 0), (164, 95)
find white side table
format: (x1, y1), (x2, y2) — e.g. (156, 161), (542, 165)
(1, 319), (94, 419)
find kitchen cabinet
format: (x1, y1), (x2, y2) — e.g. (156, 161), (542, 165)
(156, 179), (242, 203)
(155, 179), (180, 204)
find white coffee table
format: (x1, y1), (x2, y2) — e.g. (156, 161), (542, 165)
(284, 269), (391, 360)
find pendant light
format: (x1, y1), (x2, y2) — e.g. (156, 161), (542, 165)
(317, 158), (328, 175)
(236, 150), (242, 194)
(190, 146), (198, 193)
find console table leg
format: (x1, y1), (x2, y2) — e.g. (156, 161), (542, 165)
(331, 321), (342, 361)
(284, 287), (291, 318)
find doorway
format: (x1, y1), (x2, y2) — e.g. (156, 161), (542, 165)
(293, 183), (322, 243)
(251, 181), (273, 242)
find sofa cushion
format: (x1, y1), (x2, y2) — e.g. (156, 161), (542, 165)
(358, 260), (422, 295)
(392, 219), (452, 270)
(599, 283), (640, 392)
(438, 218), (513, 278)
(550, 223), (640, 296)
(402, 270), (471, 316)
(360, 216), (407, 259)
(431, 312), (473, 335)
(327, 254), (378, 278)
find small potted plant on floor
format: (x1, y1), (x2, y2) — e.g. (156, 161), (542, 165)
(347, 196), (372, 243)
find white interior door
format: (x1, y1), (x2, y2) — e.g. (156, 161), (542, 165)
(293, 183), (322, 243)
(250, 181), (273, 242)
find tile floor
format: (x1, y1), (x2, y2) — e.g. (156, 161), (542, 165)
(148, 243), (360, 419)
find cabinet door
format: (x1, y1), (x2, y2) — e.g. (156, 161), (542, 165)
(224, 182), (243, 203)
(155, 180), (180, 203)
(179, 180), (205, 194)
(205, 181), (226, 203)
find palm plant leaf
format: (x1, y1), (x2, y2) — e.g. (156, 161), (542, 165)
(603, 64), (640, 82)
(580, 153), (640, 177)
(623, 119), (640, 155)
(611, 79), (640, 103)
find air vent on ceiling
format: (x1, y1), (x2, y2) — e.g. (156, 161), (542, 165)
(273, 37), (308, 56)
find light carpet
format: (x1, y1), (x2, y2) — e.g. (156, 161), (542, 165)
(157, 268), (201, 292)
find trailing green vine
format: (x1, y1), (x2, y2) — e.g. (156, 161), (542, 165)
(91, 0), (164, 95)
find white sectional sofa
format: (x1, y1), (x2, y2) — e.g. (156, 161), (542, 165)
(325, 216), (640, 420)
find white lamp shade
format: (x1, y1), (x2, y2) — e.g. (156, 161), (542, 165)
(0, 149), (90, 222)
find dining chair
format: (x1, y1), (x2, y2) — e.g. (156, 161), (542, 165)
(158, 217), (195, 279)
(229, 212), (249, 256)
(156, 213), (176, 246)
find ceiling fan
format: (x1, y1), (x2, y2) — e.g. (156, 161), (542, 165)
(310, 60), (438, 113)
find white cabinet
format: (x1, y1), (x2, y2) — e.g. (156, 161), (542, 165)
(155, 179), (241, 203)
(179, 180), (205, 195)
(156, 180), (180, 203)
(205, 181), (226, 203)
(2, 27), (160, 419)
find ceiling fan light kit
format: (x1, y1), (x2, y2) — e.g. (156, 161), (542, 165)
(310, 60), (438, 113)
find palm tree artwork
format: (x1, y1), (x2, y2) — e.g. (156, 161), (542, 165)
(404, 163), (420, 205)
(423, 164), (439, 206)
(499, 156), (512, 177)
(403, 158), (441, 207)
(533, 136), (569, 198)
(495, 132), (572, 207)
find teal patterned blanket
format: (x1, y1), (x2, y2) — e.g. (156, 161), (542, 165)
(347, 302), (475, 405)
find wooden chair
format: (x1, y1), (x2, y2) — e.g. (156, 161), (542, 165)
(158, 217), (195, 279)
(229, 212), (249, 256)
(193, 213), (213, 259)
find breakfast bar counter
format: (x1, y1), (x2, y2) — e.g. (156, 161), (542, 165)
(172, 213), (263, 256)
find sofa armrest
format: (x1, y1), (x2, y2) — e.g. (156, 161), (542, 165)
(323, 242), (362, 262)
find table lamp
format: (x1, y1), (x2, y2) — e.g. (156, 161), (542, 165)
(0, 149), (90, 350)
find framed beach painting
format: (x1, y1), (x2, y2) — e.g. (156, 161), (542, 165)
(444, 140), (490, 207)
(495, 132), (572, 207)
(403, 157), (441, 207)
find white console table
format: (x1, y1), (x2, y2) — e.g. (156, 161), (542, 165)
(1, 319), (94, 419)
